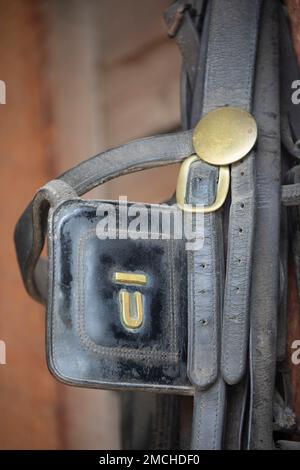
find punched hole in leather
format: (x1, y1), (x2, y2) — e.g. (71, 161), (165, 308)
(184, 158), (226, 451)
(186, 159), (221, 390)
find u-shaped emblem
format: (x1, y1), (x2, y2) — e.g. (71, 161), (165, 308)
(119, 290), (143, 329)
(114, 272), (147, 330)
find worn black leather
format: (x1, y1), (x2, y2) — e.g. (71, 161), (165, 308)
(47, 199), (190, 393)
(175, 0), (261, 450)
(186, 160), (226, 450)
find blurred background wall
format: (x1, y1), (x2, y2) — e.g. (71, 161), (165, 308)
(0, 0), (180, 449)
(0, 0), (299, 449)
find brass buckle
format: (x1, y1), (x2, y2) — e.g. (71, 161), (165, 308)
(176, 155), (230, 213)
(176, 107), (257, 214)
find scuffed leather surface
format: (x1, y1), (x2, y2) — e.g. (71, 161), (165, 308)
(191, 379), (226, 450)
(47, 200), (191, 393)
(14, 130), (193, 303)
(184, 0), (261, 450)
(208, 0), (261, 386)
(248, 0), (281, 450)
(186, 160), (222, 390)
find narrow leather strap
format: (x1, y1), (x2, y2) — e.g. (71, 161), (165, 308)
(171, 0), (226, 450)
(220, 0), (261, 385)
(191, 379), (226, 450)
(185, 161), (225, 450)
(16, 180), (77, 302)
(165, 0), (209, 130)
(14, 130), (193, 302)
(223, 376), (249, 450)
(176, 0), (261, 449)
(248, 0), (281, 449)
(164, 0), (202, 90)
(187, 161), (223, 390)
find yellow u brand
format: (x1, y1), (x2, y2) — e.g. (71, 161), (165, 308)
(119, 290), (143, 329)
(114, 272), (147, 330)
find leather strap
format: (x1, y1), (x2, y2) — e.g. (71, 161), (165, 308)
(223, 376), (249, 450)
(169, 0), (226, 449)
(170, 0), (261, 448)
(185, 159), (226, 450)
(191, 379), (226, 450)
(186, 161), (223, 390)
(248, 0), (281, 449)
(14, 131), (193, 302)
(220, 0), (261, 386)
(164, 1), (203, 90)
(164, 0), (208, 131)
(168, 0), (262, 449)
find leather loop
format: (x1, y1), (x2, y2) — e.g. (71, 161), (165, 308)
(217, 0), (261, 386)
(14, 131), (193, 302)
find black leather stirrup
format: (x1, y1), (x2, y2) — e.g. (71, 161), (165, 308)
(14, 0), (300, 450)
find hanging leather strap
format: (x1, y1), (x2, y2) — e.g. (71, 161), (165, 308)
(216, 0), (260, 386)
(168, 0), (226, 450)
(167, 0), (262, 449)
(248, 0), (281, 449)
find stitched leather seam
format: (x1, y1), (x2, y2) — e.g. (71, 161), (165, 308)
(76, 229), (179, 362)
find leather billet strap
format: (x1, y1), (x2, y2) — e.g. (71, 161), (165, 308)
(186, 162), (223, 391)
(164, 0), (207, 131)
(167, 0), (226, 450)
(248, 0), (281, 449)
(165, 1), (202, 89)
(191, 380), (226, 449)
(185, 158), (226, 450)
(208, 0), (260, 386)
(169, 0), (261, 387)
(14, 131), (193, 302)
(168, 0), (261, 449)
